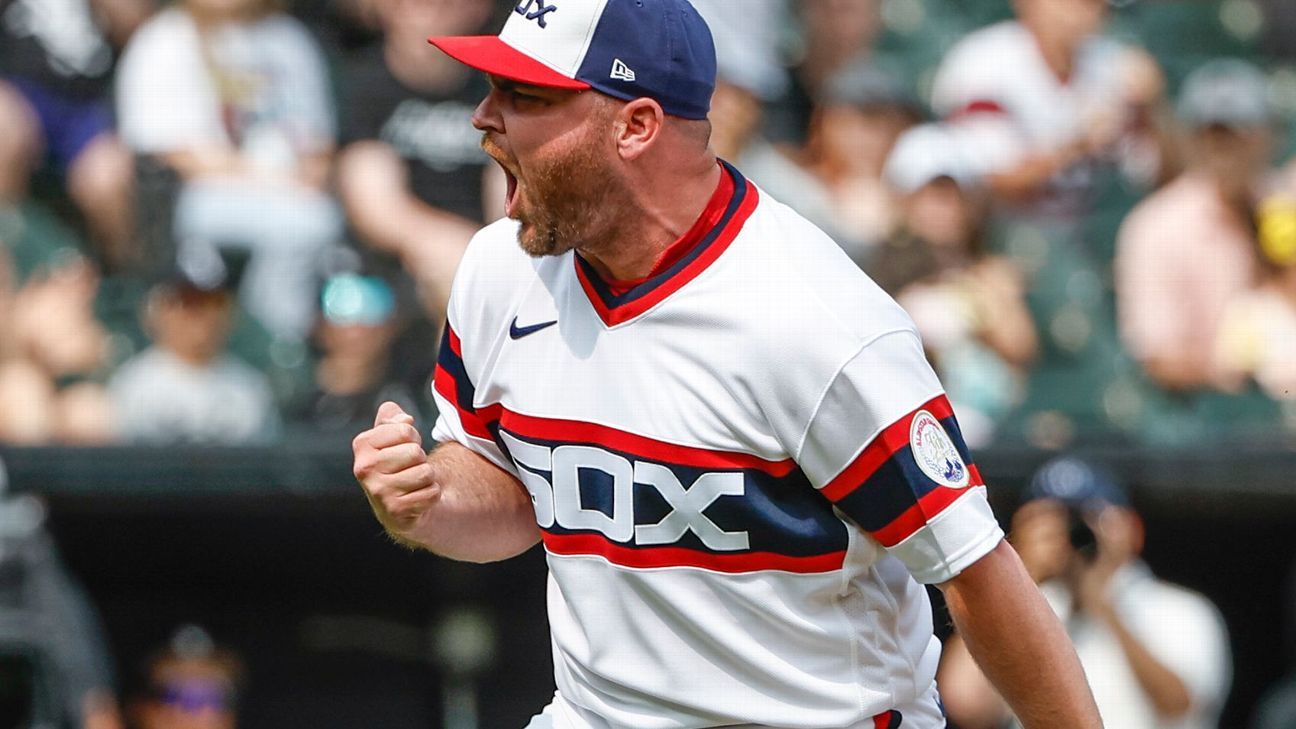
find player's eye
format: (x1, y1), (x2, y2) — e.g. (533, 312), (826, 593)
(511, 89), (549, 108)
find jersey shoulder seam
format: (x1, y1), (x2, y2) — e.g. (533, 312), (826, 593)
(789, 327), (920, 462)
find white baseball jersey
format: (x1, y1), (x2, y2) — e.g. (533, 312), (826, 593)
(432, 163), (1004, 728)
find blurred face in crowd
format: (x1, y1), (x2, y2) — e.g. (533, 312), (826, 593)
(1193, 123), (1274, 194)
(709, 82), (763, 159)
(1010, 499), (1143, 588)
(136, 658), (238, 729)
(1015, 0), (1106, 53)
(376, 0), (493, 38)
(817, 103), (917, 177)
(149, 287), (235, 366)
(475, 79), (628, 258)
(800, 0), (881, 68)
(904, 177), (980, 251)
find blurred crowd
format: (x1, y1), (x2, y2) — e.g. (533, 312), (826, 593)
(1, 0), (1296, 450)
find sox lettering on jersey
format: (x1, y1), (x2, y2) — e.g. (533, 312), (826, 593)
(501, 431), (749, 550)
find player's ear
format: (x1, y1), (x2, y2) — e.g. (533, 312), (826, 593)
(613, 98), (665, 161)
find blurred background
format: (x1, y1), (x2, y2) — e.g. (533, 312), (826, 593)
(1, 0), (1295, 727)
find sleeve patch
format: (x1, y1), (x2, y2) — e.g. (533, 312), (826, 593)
(819, 395), (984, 547)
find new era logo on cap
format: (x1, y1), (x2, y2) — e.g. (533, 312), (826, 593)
(429, 0), (716, 120)
(611, 59), (636, 82)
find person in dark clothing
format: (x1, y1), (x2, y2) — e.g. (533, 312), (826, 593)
(0, 456), (123, 729)
(0, 0), (150, 268)
(334, 0), (497, 324)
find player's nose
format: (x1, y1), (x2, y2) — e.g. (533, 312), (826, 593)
(472, 89), (504, 135)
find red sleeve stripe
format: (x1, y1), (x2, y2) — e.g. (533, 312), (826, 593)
(434, 323), (500, 441)
(542, 533), (846, 574)
(433, 366), (500, 441)
(868, 485), (971, 548)
(500, 410), (796, 476)
(873, 710), (902, 729)
(447, 325), (463, 356)
(819, 395), (955, 501)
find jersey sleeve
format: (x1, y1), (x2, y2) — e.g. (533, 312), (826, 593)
(429, 238), (517, 476)
(796, 330), (1003, 584)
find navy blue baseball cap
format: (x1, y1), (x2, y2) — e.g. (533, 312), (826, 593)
(1026, 457), (1129, 510)
(429, 0), (717, 120)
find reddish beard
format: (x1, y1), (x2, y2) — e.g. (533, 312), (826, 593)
(481, 132), (621, 258)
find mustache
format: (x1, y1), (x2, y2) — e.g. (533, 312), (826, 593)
(480, 133), (513, 168)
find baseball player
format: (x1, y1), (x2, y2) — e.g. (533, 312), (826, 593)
(351, 1), (1101, 727)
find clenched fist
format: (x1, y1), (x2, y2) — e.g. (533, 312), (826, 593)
(353, 401), (439, 535)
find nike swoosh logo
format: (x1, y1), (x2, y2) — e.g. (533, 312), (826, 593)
(509, 317), (558, 340)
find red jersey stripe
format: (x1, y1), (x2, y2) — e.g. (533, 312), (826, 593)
(499, 410), (796, 476)
(869, 486), (970, 548)
(820, 395), (955, 501)
(542, 532), (846, 574)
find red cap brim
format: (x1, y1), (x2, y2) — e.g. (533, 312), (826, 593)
(428, 35), (591, 90)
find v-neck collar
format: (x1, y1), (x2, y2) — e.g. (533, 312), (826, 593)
(573, 160), (759, 327)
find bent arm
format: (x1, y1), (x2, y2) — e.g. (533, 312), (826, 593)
(353, 408), (541, 564)
(383, 442), (539, 563)
(939, 540), (1102, 729)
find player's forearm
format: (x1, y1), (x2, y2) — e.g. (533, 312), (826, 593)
(383, 443), (541, 563)
(940, 541), (1102, 729)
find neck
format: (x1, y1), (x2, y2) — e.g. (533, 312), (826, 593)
(1026, 24), (1077, 81)
(578, 155), (722, 281)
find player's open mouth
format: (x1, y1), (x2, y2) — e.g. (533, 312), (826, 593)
(504, 169), (519, 218)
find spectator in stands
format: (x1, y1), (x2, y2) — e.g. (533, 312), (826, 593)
(130, 625), (242, 729)
(109, 253), (279, 444)
(870, 123), (1037, 446)
(767, 0), (878, 146)
(1116, 59), (1276, 392)
(799, 59), (924, 264)
(929, 0), (1170, 222)
(115, 0), (342, 343)
(335, 0), (496, 324)
(0, 0), (149, 270)
(0, 455), (124, 729)
(690, 0), (840, 238)
(0, 246), (116, 445)
(938, 456), (1231, 729)
(1214, 193), (1296, 402)
(299, 272), (431, 434)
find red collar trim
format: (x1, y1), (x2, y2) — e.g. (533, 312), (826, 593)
(575, 161), (758, 326)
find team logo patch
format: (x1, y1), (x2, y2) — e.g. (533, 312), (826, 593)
(909, 411), (969, 489)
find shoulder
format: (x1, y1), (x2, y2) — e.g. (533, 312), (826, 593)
(935, 21), (1029, 82)
(1118, 175), (1202, 244)
(1123, 571), (1228, 642)
(732, 192), (918, 349)
(109, 349), (171, 390)
(447, 218), (538, 330)
(124, 8), (192, 54)
(456, 218), (533, 285)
